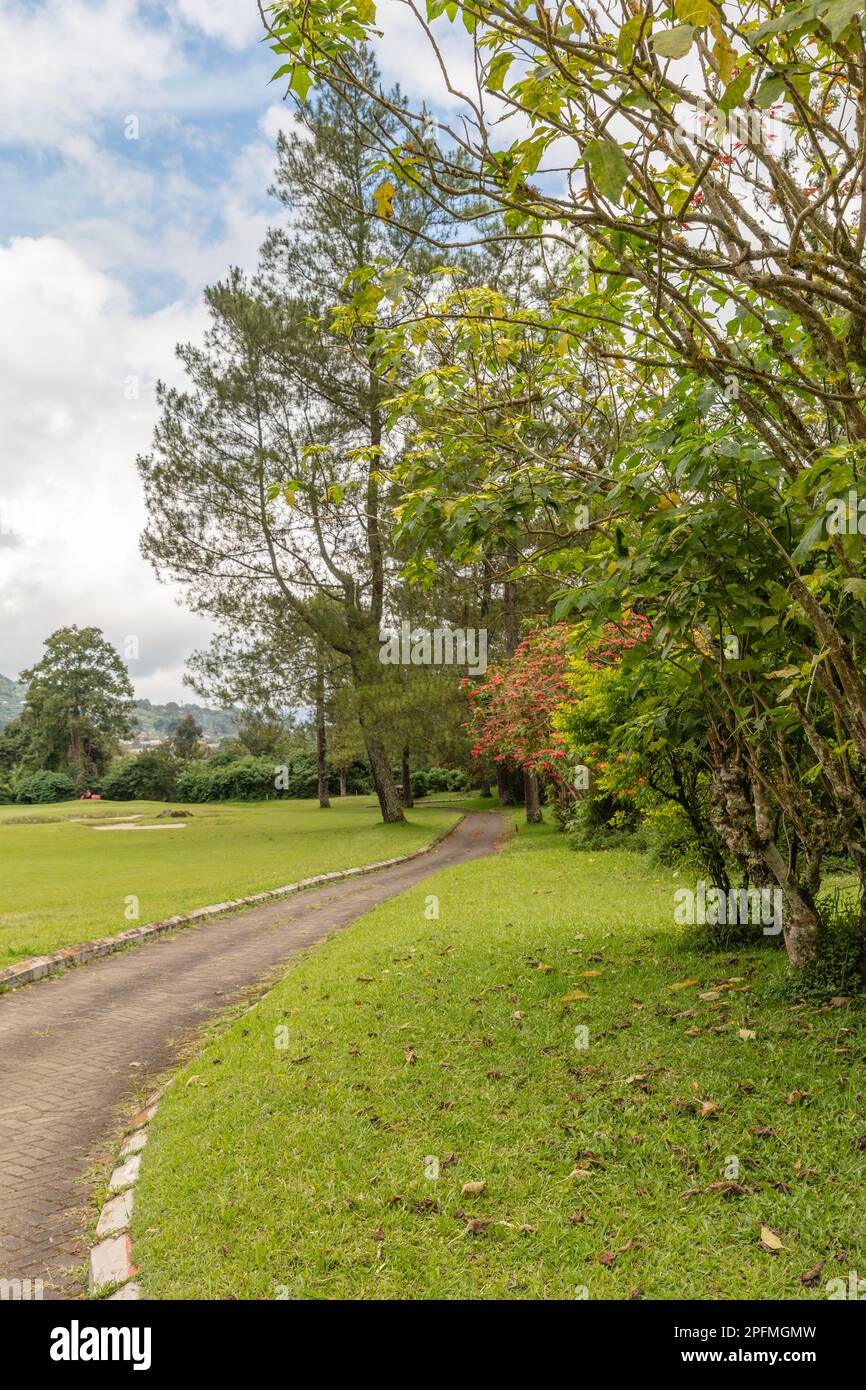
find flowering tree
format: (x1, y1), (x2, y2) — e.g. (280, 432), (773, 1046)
(464, 615), (650, 816)
(463, 625), (574, 796)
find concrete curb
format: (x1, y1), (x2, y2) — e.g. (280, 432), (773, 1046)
(0, 814), (465, 993)
(88, 1080), (175, 1300)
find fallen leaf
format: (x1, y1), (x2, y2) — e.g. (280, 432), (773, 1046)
(598, 1250), (617, 1267)
(700, 1100), (719, 1118)
(403, 1047), (417, 1065)
(568, 1210), (586, 1224)
(464, 1218), (492, 1235)
(785, 1090), (810, 1105)
(750, 1125), (778, 1137)
(800, 1260), (825, 1287)
(460, 1181), (486, 1197)
(758, 1225), (784, 1252)
(738, 1029), (756, 1041)
(560, 991), (589, 1002)
(567, 1167), (593, 1180)
(371, 1226), (386, 1244)
(670, 979), (699, 990)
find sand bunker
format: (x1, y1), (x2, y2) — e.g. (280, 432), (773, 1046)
(91, 822), (187, 832)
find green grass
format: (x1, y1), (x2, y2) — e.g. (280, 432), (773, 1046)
(132, 818), (866, 1300)
(0, 798), (459, 964)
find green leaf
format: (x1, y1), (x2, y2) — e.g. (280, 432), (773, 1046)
(584, 138), (629, 202)
(751, 4), (815, 44)
(754, 73), (787, 107)
(290, 65), (312, 102)
(652, 24), (695, 58)
(819, 0), (863, 40)
(487, 52), (514, 92)
(617, 14), (643, 64)
(718, 65), (752, 111)
(792, 511), (827, 564)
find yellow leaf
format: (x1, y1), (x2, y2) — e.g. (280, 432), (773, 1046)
(738, 1028), (756, 1041)
(561, 990), (590, 1002)
(374, 180), (395, 220)
(713, 31), (737, 84)
(606, 559), (619, 576)
(568, 1167), (593, 1180)
(670, 979), (699, 990)
(283, 487), (296, 507)
(578, 969), (603, 977)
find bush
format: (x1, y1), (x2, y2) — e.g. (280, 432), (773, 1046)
(15, 770), (77, 804)
(102, 748), (179, 801)
(410, 770), (429, 798)
(565, 797), (648, 852)
(101, 757), (144, 801)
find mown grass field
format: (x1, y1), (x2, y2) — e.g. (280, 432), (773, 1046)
(0, 798), (460, 964)
(131, 818), (866, 1300)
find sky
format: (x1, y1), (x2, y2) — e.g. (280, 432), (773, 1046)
(0, 0), (475, 703)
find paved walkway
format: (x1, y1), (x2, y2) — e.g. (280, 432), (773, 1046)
(0, 811), (504, 1298)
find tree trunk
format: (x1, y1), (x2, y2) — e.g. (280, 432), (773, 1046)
(366, 734), (405, 823)
(479, 777), (491, 798)
(401, 746), (414, 809)
(315, 656), (330, 809)
(339, 769), (347, 797)
(496, 763), (512, 806)
(524, 770), (543, 824)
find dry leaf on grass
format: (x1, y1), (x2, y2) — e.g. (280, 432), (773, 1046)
(460, 1181), (486, 1197)
(758, 1225), (784, 1252)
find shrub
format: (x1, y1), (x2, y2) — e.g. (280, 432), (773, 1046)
(15, 770), (76, 804)
(102, 748), (179, 801)
(410, 770), (429, 798)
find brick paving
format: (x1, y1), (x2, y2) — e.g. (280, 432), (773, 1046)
(0, 811), (503, 1299)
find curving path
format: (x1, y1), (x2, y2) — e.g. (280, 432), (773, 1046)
(0, 810), (504, 1299)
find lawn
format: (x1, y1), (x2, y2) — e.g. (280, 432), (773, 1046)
(0, 797), (460, 964)
(131, 817), (866, 1300)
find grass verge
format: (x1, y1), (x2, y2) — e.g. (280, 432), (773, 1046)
(132, 818), (865, 1300)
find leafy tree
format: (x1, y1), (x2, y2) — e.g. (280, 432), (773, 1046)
(260, 8), (866, 971)
(19, 627), (134, 783)
(138, 56), (471, 823)
(172, 714), (203, 760)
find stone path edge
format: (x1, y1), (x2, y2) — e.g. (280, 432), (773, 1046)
(88, 1081), (173, 1300)
(0, 813), (465, 994)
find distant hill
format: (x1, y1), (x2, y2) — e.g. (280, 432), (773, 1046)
(0, 673), (25, 729)
(0, 676), (237, 742)
(132, 699), (238, 742)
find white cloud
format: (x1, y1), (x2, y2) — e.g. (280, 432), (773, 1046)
(176, 0), (262, 51)
(0, 236), (212, 691)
